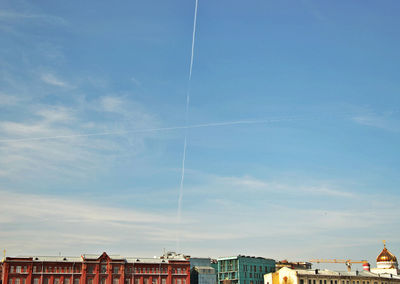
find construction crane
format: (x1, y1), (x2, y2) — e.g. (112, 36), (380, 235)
(309, 259), (370, 272)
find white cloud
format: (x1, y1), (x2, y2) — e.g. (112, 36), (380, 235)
(353, 113), (400, 132)
(131, 77), (142, 87)
(0, 96), (160, 182)
(0, 10), (67, 25)
(100, 96), (125, 113)
(194, 174), (355, 198)
(0, 93), (21, 106)
(41, 73), (68, 87)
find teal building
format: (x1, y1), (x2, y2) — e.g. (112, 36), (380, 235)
(218, 255), (276, 284)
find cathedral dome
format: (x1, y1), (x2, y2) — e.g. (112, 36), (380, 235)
(377, 247), (397, 263)
(376, 242), (398, 270)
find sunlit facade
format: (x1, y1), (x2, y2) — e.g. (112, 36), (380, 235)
(1, 252), (190, 284)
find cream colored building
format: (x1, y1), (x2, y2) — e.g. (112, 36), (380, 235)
(264, 267), (400, 284)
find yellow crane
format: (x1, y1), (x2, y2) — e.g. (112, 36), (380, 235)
(309, 259), (369, 272)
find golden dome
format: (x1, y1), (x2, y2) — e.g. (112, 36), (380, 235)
(377, 243), (398, 263)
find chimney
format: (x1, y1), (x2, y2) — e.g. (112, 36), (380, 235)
(315, 269), (319, 275)
(363, 263), (370, 272)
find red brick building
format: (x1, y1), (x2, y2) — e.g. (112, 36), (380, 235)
(1, 252), (190, 284)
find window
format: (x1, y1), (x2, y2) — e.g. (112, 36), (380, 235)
(22, 279), (26, 284)
(24, 266), (27, 273)
(34, 279), (40, 284)
(15, 279), (20, 284)
(8, 279), (12, 284)
(177, 280), (182, 284)
(17, 266), (22, 273)
(300, 280), (304, 284)
(162, 279), (166, 284)
(126, 279), (130, 284)
(74, 278), (80, 284)
(43, 279), (49, 284)
(113, 278), (119, 284)
(88, 266), (94, 274)
(309, 280), (312, 284)
(313, 280), (316, 284)
(152, 279), (157, 284)
(54, 278), (60, 284)
(65, 279), (70, 284)
(177, 269), (181, 274)
(101, 278), (107, 284)
(135, 279), (140, 284)
(114, 266), (120, 274)
(87, 279), (93, 284)
(101, 265), (107, 274)
(183, 280), (186, 284)
(144, 279), (149, 284)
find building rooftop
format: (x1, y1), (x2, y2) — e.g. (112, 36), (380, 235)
(217, 255), (275, 261)
(6, 252), (189, 263)
(294, 269), (400, 279)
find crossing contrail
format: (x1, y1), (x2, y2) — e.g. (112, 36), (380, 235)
(176, 0), (199, 251)
(0, 118), (303, 143)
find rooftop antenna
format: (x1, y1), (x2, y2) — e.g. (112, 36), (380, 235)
(383, 240), (386, 248)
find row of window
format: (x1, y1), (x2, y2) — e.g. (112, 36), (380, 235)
(219, 263), (270, 274)
(218, 272), (265, 280)
(9, 266), (82, 274)
(243, 272), (264, 279)
(10, 266), (186, 275)
(300, 279), (392, 284)
(8, 277), (187, 284)
(243, 280), (262, 284)
(243, 266), (264, 273)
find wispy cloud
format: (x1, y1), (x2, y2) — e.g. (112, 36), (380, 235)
(0, 93), (22, 106)
(0, 95), (159, 182)
(0, 189), (180, 254)
(201, 174), (355, 198)
(353, 113), (400, 132)
(131, 77), (142, 87)
(41, 73), (69, 87)
(0, 10), (67, 25)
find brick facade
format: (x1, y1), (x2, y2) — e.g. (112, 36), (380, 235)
(1, 253), (190, 284)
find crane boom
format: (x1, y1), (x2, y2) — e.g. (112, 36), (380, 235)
(309, 259), (369, 272)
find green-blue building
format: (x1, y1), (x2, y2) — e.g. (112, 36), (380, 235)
(218, 255), (276, 284)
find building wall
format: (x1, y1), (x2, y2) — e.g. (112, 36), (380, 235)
(218, 256), (275, 284)
(190, 258), (216, 284)
(1, 254), (190, 284)
(264, 267), (400, 284)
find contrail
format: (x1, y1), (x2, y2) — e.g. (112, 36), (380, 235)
(0, 118), (303, 143)
(176, 0), (199, 251)
(189, 0), (198, 81)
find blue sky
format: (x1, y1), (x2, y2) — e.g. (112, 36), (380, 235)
(1, 0), (400, 267)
